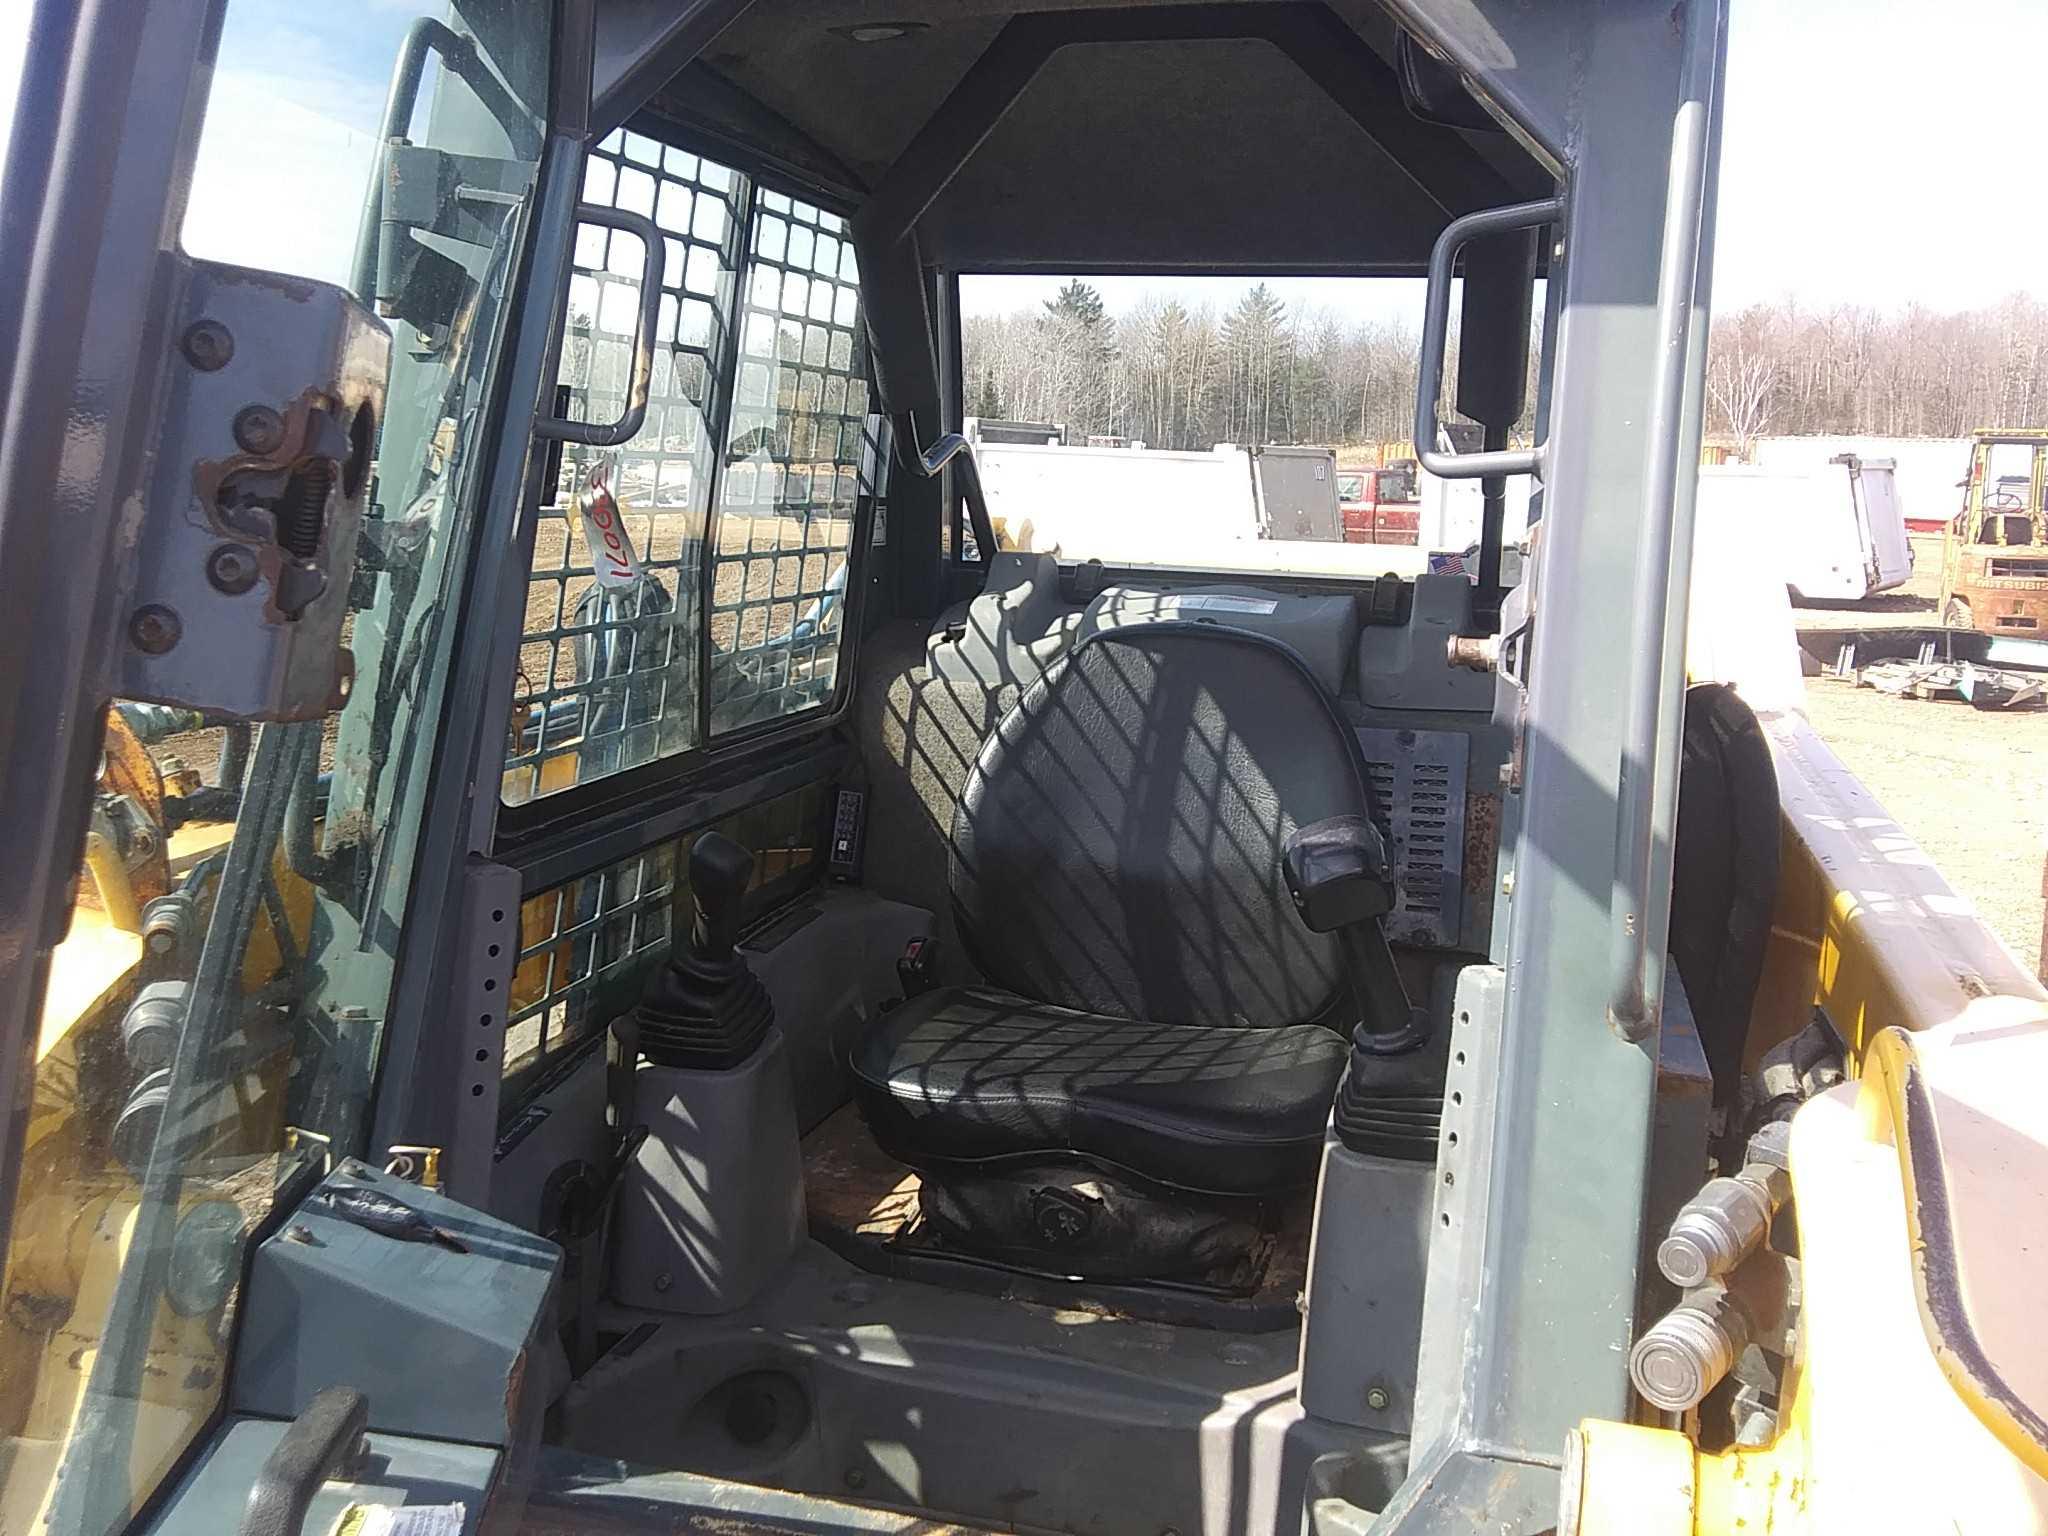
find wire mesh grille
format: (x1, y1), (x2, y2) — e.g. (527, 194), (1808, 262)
(501, 781), (828, 1107)
(504, 129), (743, 804)
(504, 838), (676, 1102)
(708, 192), (877, 733)
(504, 132), (885, 803)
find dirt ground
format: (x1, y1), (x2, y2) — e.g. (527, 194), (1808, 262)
(1793, 535), (2047, 973)
(518, 508), (849, 701)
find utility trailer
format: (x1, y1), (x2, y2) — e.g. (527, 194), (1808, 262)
(3, 5), (2045, 1536)
(975, 439), (1258, 562)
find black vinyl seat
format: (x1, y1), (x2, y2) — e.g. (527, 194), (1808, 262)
(851, 622), (1378, 1204)
(851, 988), (1349, 1195)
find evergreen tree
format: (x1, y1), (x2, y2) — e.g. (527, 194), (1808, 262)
(1045, 279), (1109, 330)
(970, 363), (1006, 420)
(1219, 283), (1291, 443)
(1038, 280), (1118, 435)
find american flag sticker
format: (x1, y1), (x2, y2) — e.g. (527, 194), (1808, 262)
(1428, 549), (1473, 580)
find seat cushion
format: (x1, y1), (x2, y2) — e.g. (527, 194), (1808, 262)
(850, 986), (1348, 1196)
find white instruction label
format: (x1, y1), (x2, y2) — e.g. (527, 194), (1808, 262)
(1173, 594), (1279, 615)
(329, 1502), (467, 1536)
(574, 464), (645, 590)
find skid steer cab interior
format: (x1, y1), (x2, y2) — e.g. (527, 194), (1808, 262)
(8, 1), (1928, 1534)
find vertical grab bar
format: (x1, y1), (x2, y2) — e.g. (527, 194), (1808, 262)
(1607, 20), (1723, 1041)
(1413, 197), (1563, 481)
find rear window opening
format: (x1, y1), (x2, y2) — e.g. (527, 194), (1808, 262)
(955, 272), (1541, 580)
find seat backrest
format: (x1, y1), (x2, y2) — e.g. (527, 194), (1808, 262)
(951, 623), (1372, 1029)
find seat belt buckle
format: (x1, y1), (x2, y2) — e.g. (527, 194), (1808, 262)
(896, 937), (938, 999)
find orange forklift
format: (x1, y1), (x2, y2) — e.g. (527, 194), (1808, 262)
(1942, 427), (2048, 637)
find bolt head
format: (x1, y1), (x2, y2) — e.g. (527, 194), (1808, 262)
(181, 320), (234, 372)
(206, 543), (260, 595)
(233, 404), (286, 456)
(843, 1468), (866, 1491)
(653, 1270), (673, 1293)
(1365, 1386), (1391, 1412)
(129, 604), (181, 655)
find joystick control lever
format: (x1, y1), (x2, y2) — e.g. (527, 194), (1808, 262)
(630, 832), (774, 1071)
(688, 831), (754, 967)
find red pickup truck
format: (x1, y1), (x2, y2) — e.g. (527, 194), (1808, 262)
(1336, 462), (1421, 545)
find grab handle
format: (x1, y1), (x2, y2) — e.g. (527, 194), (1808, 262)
(237, 1386), (370, 1536)
(1413, 198), (1563, 479)
(534, 204), (664, 447)
(912, 430), (997, 564)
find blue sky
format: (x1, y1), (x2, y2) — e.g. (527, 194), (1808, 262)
(3, 0), (2043, 320)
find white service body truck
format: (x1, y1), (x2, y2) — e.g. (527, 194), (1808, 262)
(1696, 453), (1912, 602)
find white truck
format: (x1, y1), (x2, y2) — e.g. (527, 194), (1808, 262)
(1696, 453), (1912, 602)
(1416, 469), (1535, 554)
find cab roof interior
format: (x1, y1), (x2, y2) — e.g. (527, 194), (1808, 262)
(642, 0), (1556, 274)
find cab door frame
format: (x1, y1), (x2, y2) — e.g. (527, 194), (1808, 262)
(372, 95), (894, 1195)
(367, 0), (600, 1173)
(0, 0), (599, 1280)
(0, 0), (233, 1283)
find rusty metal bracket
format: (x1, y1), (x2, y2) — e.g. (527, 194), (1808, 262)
(116, 261), (389, 722)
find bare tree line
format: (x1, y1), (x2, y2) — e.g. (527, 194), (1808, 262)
(965, 282), (2048, 459)
(1706, 294), (2048, 454)
(962, 281), (1427, 452)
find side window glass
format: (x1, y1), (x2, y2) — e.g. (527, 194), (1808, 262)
(0, 6), (550, 1533)
(504, 145), (886, 802)
(708, 197), (874, 732)
(504, 133), (745, 804)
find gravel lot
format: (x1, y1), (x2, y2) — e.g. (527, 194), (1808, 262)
(1794, 534), (2046, 974)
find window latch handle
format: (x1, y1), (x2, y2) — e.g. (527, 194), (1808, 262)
(535, 203), (665, 447)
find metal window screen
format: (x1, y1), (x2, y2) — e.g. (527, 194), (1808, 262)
(505, 136), (886, 802)
(502, 781), (828, 1111)
(504, 130), (744, 803)
(708, 192), (879, 734)
(504, 839), (676, 1104)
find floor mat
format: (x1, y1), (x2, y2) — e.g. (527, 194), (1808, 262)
(801, 1104), (1313, 1331)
